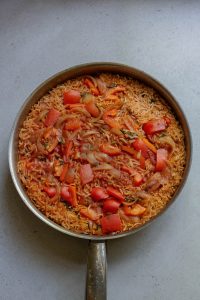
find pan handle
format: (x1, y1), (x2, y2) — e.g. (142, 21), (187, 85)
(85, 240), (107, 300)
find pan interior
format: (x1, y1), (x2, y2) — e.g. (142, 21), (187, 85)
(8, 62), (192, 241)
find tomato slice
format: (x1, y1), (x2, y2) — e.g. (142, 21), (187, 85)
(68, 186), (78, 207)
(61, 186), (77, 207)
(64, 119), (82, 131)
(132, 139), (149, 158)
(101, 214), (122, 234)
(63, 90), (81, 104)
(80, 164), (94, 185)
(61, 186), (71, 201)
(91, 187), (109, 201)
(123, 204), (146, 216)
(103, 198), (120, 213)
(106, 187), (124, 203)
(155, 148), (168, 171)
(100, 144), (121, 156)
(142, 119), (166, 135)
(85, 100), (100, 117)
(44, 108), (60, 127)
(43, 187), (56, 198)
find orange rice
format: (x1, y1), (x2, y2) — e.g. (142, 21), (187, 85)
(17, 73), (186, 235)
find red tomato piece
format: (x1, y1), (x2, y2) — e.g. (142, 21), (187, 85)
(44, 108), (60, 127)
(106, 187), (124, 203)
(80, 164), (94, 185)
(63, 90), (81, 104)
(68, 186), (78, 207)
(61, 186), (71, 201)
(103, 198), (120, 213)
(91, 187), (109, 201)
(61, 186), (77, 207)
(43, 187), (56, 198)
(100, 144), (121, 156)
(142, 119), (166, 135)
(123, 204), (146, 216)
(132, 139), (149, 159)
(64, 119), (82, 131)
(101, 214), (122, 234)
(155, 148), (168, 171)
(85, 100), (100, 117)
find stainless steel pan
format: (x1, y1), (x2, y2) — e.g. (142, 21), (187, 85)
(8, 62), (192, 299)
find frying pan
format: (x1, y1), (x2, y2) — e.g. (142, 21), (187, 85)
(8, 62), (192, 299)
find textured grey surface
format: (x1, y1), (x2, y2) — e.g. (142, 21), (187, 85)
(0, 0), (199, 299)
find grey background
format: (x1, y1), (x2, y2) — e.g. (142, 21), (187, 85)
(0, 0), (199, 299)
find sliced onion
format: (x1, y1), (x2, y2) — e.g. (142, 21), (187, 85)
(119, 209), (140, 224)
(85, 75), (97, 87)
(90, 107), (104, 123)
(93, 163), (113, 171)
(158, 136), (175, 154)
(82, 130), (99, 138)
(70, 107), (91, 117)
(55, 114), (75, 128)
(86, 152), (99, 165)
(109, 168), (121, 179)
(145, 172), (162, 192)
(96, 78), (107, 94)
(80, 143), (92, 152)
(94, 152), (112, 162)
(135, 190), (149, 199)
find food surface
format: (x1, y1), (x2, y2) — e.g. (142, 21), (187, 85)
(18, 73), (186, 235)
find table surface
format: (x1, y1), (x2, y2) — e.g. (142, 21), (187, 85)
(0, 1), (199, 299)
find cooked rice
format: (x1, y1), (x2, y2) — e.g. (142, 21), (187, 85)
(17, 73), (186, 235)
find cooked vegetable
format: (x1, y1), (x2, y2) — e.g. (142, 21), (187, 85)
(84, 77), (99, 96)
(142, 119), (167, 135)
(80, 164), (94, 185)
(85, 100), (100, 117)
(64, 119), (82, 131)
(43, 187), (56, 198)
(132, 139), (149, 158)
(156, 149), (168, 171)
(44, 108), (60, 127)
(142, 137), (157, 153)
(101, 214), (122, 234)
(61, 186), (77, 207)
(106, 187), (124, 202)
(63, 90), (81, 104)
(18, 72), (185, 236)
(80, 207), (100, 221)
(100, 144), (121, 156)
(123, 204), (146, 216)
(103, 198), (120, 213)
(91, 187), (109, 201)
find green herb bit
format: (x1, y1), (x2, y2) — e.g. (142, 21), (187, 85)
(121, 129), (138, 139)
(125, 196), (140, 203)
